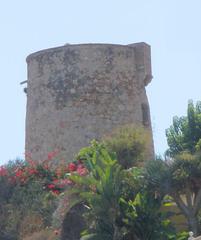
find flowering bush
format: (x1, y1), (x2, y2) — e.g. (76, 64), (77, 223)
(0, 127), (190, 240)
(0, 153), (88, 240)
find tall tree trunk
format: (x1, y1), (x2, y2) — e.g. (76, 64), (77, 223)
(188, 215), (199, 237)
(173, 193), (200, 236)
(113, 224), (121, 240)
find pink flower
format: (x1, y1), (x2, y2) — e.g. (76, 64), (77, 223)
(27, 159), (35, 166)
(47, 184), (55, 189)
(52, 189), (60, 195)
(77, 163), (85, 169)
(77, 167), (88, 176)
(61, 178), (73, 186)
(15, 169), (24, 178)
(53, 178), (73, 188)
(0, 166), (8, 176)
(28, 168), (38, 175)
(47, 149), (59, 160)
(53, 179), (59, 184)
(68, 162), (77, 172)
(43, 164), (49, 170)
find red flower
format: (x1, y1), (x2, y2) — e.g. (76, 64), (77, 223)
(58, 179), (73, 187)
(68, 162), (77, 172)
(52, 178), (73, 189)
(0, 166), (8, 176)
(15, 169), (24, 178)
(43, 164), (49, 170)
(63, 179), (73, 185)
(52, 189), (60, 195)
(47, 149), (59, 160)
(27, 159), (35, 167)
(47, 184), (55, 189)
(19, 176), (27, 184)
(77, 167), (88, 176)
(76, 163), (88, 176)
(28, 168), (38, 175)
(53, 179), (59, 184)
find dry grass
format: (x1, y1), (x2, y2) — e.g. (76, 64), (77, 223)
(19, 213), (45, 238)
(22, 229), (58, 240)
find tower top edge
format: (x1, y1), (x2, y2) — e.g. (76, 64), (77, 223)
(26, 42), (150, 63)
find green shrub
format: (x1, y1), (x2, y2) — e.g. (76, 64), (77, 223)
(103, 125), (150, 169)
(70, 141), (178, 240)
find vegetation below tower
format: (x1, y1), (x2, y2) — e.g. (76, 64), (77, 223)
(0, 101), (201, 239)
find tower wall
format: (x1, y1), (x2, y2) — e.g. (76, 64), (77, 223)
(26, 43), (154, 162)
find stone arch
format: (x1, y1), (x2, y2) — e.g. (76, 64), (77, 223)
(61, 203), (86, 240)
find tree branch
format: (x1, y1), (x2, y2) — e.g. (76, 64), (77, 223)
(193, 188), (201, 215)
(186, 184), (193, 209)
(172, 192), (189, 217)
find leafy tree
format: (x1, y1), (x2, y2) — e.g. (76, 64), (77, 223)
(166, 100), (201, 156)
(145, 152), (201, 236)
(162, 100), (201, 235)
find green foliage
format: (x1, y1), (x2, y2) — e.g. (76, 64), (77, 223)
(165, 100), (201, 235)
(71, 141), (178, 240)
(166, 100), (201, 156)
(73, 141), (132, 239)
(167, 231), (189, 240)
(145, 153), (201, 235)
(0, 154), (90, 239)
(103, 125), (150, 169)
(0, 160), (60, 239)
(120, 191), (178, 240)
(145, 153), (201, 196)
(145, 158), (172, 196)
(2, 111), (199, 240)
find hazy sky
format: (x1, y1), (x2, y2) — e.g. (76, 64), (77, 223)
(0, 0), (201, 164)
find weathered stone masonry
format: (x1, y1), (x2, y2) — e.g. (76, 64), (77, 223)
(25, 43), (154, 162)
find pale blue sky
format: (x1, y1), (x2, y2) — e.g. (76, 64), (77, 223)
(0, 0), (201, 164)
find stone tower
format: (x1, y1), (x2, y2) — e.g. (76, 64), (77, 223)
(25, 43), (154, 162)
